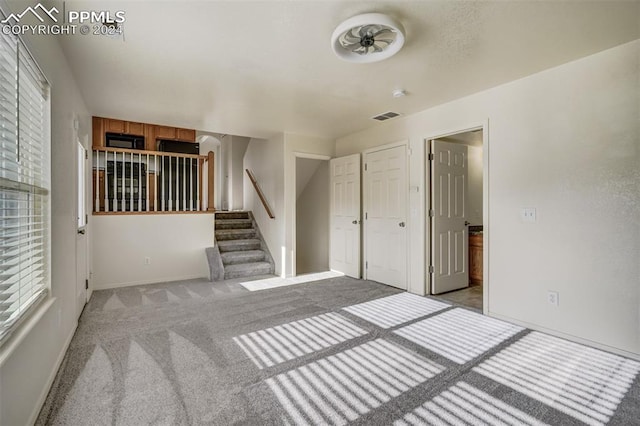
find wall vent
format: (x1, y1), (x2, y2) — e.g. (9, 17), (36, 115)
(371, 111), (401, 121)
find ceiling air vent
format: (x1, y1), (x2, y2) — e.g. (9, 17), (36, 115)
(371, 111), (401, 121)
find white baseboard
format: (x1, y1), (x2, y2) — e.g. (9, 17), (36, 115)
(27, 317), (77, 426)
(488, 310), (640, 361)
(93, 274), (207, 290)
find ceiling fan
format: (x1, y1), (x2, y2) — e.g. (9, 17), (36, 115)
(331, 13), (406, 63)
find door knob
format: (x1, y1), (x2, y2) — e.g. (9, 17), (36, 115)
(464, 221), (470, 226)
(399, 222), (405, 227)
(77, 229), (86, 235)
(352, 220), (358, 225)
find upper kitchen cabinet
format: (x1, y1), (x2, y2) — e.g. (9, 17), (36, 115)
(92, 116), (196, 150)
(176, 128), (196, 141)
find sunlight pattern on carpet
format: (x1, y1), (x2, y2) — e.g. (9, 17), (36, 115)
(267, 338), (445, 425)
(240, 271), (345, 291)
(233, 312), (367, 369)
(394, 308), (523, 364)
(474, 332), (640, 426)
(394, 381), (548, 426)
(342, 293), (450, 328)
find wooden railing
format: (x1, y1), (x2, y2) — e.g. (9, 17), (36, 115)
(92, 147), (214, 214)
(245, 169), (275, 219)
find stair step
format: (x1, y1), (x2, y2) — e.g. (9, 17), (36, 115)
(216, 211), (250, 220)
(221, 250), (265, 265)
(215, 229), (256, 240)
(215, 219), (253, 230)
(217, 239), (261, 252)
(224, 262), (272, 279)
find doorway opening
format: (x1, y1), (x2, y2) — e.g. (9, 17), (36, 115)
(429, 128), (485, 311)
(295, 156), (330, 275)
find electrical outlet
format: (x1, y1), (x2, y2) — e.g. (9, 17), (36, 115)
(547, 291), (559, 307)
(144, 257), (151, 265)
(521, 208), (537, 223)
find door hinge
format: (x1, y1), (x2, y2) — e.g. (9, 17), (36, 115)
(365, 212), (368, 220)
(85, 214), (88, 224)
(428, 153), (434, 161)
(364, 163), (367, 171)
(85, 279), (89, 290)
(366, 261), (368, 269)
(429, 209), (435, 217)
(85, 150), (89, 160)
(429, 265), (434, 274)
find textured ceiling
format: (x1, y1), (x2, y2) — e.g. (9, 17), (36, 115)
(53, 0), (640, 139)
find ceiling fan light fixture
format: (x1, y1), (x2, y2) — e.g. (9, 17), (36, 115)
(331, 13), (405, 63)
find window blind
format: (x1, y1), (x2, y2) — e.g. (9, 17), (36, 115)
(0, 22), (51, 343)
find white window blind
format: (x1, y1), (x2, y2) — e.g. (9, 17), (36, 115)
(0, 23), (51, 343)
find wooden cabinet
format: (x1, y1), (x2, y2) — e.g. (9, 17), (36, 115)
(92, 116), (105, 148)
(155, 126), (176, 139)
(126, 121), (144, 136)
(176, 128), (196, 141)
(105, 118), (126, 133)
(469, 233), (483, 285)
(92, 116), (196, 151)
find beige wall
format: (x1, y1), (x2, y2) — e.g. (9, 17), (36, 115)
(336, 40), (639, 357)
(91, 215), (214, 289)
(243, 135), (286, 275)
(0, 1), (90, 423)
(296, 161), (330, 274)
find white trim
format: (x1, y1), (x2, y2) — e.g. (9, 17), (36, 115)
(488, 311), (640, 361)
(291, 152), (331, 277)
(0, 298), (55, 367)
(362, 140), (410, 289)
(93, 274), (206, 290)
(424, 119), (490, 315)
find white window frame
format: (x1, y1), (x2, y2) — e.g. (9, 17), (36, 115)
(0, 9), (52, 345)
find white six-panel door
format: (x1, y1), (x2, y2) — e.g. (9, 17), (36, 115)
(329, 154), (361, 278)
(364, 145), (407, 289)
(431, 140), (469, 294)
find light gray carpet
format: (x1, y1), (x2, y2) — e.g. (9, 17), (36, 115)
(36, 276), (640, 425)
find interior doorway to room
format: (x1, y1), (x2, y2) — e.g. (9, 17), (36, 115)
(429, 129), (484, 311)
(295, 155), (330, 275)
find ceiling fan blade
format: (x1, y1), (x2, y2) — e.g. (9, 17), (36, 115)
(372, 44), (383, 53)
(376, 38), (394, 45)
(373, 28), (393, 37)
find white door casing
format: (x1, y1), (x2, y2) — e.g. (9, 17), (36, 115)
(76, 141), (88, 318)
(364, 145), (408, 289)
(431, 140), (469, 294)
(329, 154), (361, 278)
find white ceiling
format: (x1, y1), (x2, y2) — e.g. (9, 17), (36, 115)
(55, 0), (640, 140)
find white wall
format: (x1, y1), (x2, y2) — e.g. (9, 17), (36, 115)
(336, 40), (639, 357)
(230, 136), (250, 210)
(91, 215), (214, 289)
(296, 161), (330, 274)
(467, 145), (483, 226)
(0, 1), (90, 423)
(244, 136), (285, 275)
(283, 133), (335, 277)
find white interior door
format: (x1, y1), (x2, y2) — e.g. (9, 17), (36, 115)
(76, 142), (88, 318)
(329, 154), (361, 278)
(431, 140), (469, 294)
(364, 145), (407, 289)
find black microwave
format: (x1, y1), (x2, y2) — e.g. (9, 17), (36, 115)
(105, 132), (145, 150)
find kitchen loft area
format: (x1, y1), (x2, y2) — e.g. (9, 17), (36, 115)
(91, 117), (215, 214)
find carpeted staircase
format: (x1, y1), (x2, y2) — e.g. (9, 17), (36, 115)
(211, 211), (274, 280)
